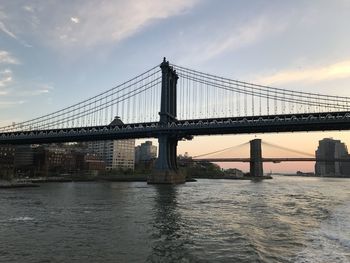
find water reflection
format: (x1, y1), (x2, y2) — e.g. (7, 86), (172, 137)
(148, 185), (192, 262)
(1, 178), (349, 262)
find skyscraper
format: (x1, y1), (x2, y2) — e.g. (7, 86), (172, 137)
(315, 138), (348, 176)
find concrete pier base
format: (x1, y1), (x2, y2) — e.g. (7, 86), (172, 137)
(149, 134), (185, 184)
(147, 170), (185, 184)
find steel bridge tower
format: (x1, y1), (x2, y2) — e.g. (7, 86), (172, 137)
(148, 58), (186, 184)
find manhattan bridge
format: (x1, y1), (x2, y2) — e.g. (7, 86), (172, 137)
(1, 58), (350, 183)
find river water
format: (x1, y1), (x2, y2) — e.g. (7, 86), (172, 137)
(0, 176), (349, 263)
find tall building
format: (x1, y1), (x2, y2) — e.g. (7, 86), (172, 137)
(86, 117), (135, 170)
(315, 138), (349, 177)
(87, 140), (135, 170)
(135, 141), (157, 164)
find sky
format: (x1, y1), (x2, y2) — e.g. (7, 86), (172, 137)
(1, 0), (350, 173)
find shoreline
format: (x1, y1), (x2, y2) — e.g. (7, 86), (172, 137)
(274, 173), (350, 178)
(1, 175), (272, 186)
(0, 181), (40, 188)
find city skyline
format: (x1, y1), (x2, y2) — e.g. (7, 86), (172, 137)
(1, 1), (350, 173)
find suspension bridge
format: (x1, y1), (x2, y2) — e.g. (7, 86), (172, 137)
(192, 139), (350, 177)
(1, 58), (350, 183)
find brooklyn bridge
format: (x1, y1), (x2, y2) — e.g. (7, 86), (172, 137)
(1, 58), (350, 183)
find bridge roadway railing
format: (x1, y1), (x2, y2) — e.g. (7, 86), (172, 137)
(1, 111), (350, 145)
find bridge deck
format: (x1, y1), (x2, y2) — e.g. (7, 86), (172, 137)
(1, 111), (350, 144)
(193, 158), (350, 163)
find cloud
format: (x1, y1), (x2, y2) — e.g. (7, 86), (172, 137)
(70, 17), (80, 24)
(0, 50), (20, 64)
(0, 8), (32, 47)
(0, 67), (53, 110)
(47, 0), (199, 48)
(0, 20), (17, 39)
(25, 84), (54, 96)
(203, 17), (286, 61)
(255, 59), (350, 85)
(0, 100), (25, 109)
(0, 69), (13, 87)
(175, 15), (289, 65)
(0, 78), (53, 110)
(23, 5), (34, 13)
(0, 1), (199, 52)
(5, 82), (54, 97)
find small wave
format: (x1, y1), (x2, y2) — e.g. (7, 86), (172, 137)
(295, 201), (350, 263)
(9, 216), (35, 222)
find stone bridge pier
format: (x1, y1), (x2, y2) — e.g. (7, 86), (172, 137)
(148, 58), (185, 184)
(148, 134), (185, 184)
(250, 139), (264, 177)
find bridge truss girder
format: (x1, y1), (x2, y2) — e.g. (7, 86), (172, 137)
(1, 111), (350, 145)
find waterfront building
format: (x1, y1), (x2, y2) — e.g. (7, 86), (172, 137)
(84, 154), (106, 175)
(34, 145), (78, 176)
(86, 140), (135, 170)
(315, 138), (349, 177)
(340, 155), (350, 176)
(31, 144), (107, 177)
(135, 141), (157, 164)
(0, 145), (15, 179)
(86, 117), (135, 170)
(14, 145), (35, 176)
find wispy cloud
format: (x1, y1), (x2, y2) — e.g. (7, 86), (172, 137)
(49, 0), (199, 48)
(70, 17), (79, 24)
(0, 20), (17, 39)
(202, 17), (287, 61)
(0, 66), (53, 111)
(255, 59), (350, 85)
(23, 84), (54, 96)
(0, 100), (25, 109)
(0, 1), (198, 52)
(0, 50), (20, 64)
(0, 79), (53, 110)
(0, 8), (32, 47)
(23, 5), (34, 13)
(0, 69), (12, 87)
(176, 15), (289, 65)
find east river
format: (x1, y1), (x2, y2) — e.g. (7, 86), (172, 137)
(0, 176), (349, 263)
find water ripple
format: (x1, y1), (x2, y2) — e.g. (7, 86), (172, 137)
(0, 177), (349, 262)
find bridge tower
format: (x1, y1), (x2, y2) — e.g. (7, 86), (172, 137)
(250, 139), (264, 177)
(148, 58), (186, 184)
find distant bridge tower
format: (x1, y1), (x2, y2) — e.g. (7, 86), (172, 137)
(148, 58), (185, 184)
(250, 139), (263, 177)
